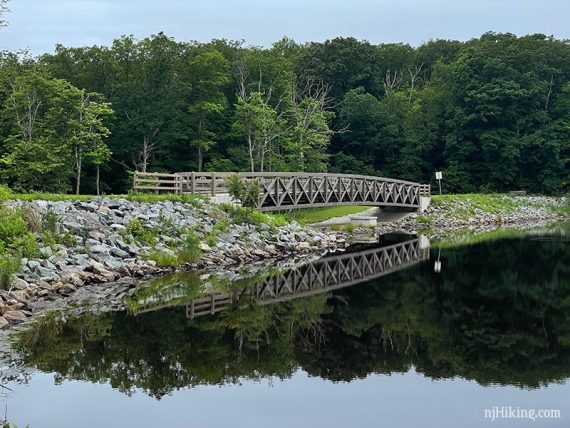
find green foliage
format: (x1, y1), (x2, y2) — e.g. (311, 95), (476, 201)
(37, 208), (76, 247)
(126, 219), (157, 246)
(0, 184), (14, 200)
(178, 230), (202, 264)
(0, 33), (569, 195)
(0, 253), (20, 289)
(226, 174), (260, 208)
(0, 207), (29, 244)
(147, 251), (180, 268)
(330, 224), (356, 232)
(219, 203), (286, 228)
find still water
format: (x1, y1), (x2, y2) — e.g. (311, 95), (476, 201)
(1, 224), (569, 428)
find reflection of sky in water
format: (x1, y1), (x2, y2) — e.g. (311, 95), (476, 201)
(4, 370), (569, 428)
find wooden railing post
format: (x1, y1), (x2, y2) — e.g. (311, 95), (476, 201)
(211, 173), (216, 196)
(191, 172), (196, 194)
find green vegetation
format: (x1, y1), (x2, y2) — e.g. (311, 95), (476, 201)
(330, 224), (357, 232)
(0, 205), (36, 288)
(0, 254), (20, 289)
(0, 189), (207, 205)
(147, 251), (180, 268)
(125, 219), (157, 246)
(284, 206), (370, 225)
(421, 193), (568, 223)
(178, 231), (202, 264)
(0, 33), (568, 195)
(219, 203), (287, 228)
(226, 174), (261, 208)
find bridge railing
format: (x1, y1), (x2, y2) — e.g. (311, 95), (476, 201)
(420, 184), (431, 197)
(132, 172), (182, 194)
(133, 171), (427, 211)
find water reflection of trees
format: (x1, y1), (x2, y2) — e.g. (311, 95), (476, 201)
(15, 236), (570, 398)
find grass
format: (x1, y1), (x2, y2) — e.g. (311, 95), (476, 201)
(218, 204), (287, 228)
(0, 185), (207, 205)
(281, 205), (371, 225)
(147, 251), (180, 268)
(330, 224), (357, 232)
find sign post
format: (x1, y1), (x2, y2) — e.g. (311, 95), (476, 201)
(435, 171), (443, 195)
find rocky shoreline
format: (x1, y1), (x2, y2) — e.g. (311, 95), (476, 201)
(0, 195), (567, 331)
(0, 197), (347, 331)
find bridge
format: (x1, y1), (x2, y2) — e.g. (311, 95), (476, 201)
(133, 171), (431, 212)
(186, 236), (429, 318)
(128, 235), (430, 318)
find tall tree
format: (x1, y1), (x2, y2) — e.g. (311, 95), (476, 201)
(71, 92), (113, 194)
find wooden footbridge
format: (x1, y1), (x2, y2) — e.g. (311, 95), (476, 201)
(133, 171), (431, 212)
(186, 236), (429, 319)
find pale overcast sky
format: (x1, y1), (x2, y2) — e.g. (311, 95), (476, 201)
(1, 0), (569, 54)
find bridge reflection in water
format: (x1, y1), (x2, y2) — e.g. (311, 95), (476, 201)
(187, 235), (430, 319)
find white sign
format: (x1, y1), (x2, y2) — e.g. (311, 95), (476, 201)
(435, 171), (443, 180)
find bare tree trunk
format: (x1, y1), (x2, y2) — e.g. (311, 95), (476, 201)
(407, 63), (423, 104)
(248, 133), (255, 172)
(75, 149), (82, 195)
(544, 75), (555, 112)
(197, 146), (203, 172)
(96, 165), (100, 196)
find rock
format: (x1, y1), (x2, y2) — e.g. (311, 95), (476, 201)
(12, 277), (29, 290)
(40, 259), (57, 270)
(27, 260), (41, 270)
(35, 266), (59, 281)
(199, 243), (212, 252)
(3, 310), (28, 324)
(102, 257), (123, 269)
(0, 317), (8, 330)
(110, 247), (129, 259)
(39, 247), (53, 257)
(0, 303), (9, 315)
(90, 245), (112, 255)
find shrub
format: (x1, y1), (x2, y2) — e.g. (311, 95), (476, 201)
(0, 184), (14, 201)
(226, 174), (261, 208)
(23, 207), (42, 233)
(178, 230), (202, 264)
(42, 208), (60, 235)
(12, 233), (39, 258)
(126, 219), (157, 246)
(0, 207), (29, 245)
(0, 254), (20, 289)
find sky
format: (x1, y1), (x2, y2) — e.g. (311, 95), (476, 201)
(1, 0), (569, 54)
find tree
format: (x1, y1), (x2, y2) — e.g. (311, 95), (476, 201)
(1, 72), (77, 192)
(1, 71), (113, 193)
(286, 80), (335, 171)
(71, 92), (113, 194)
(185, 50), (230, 171)
(233, 92), (283, 172)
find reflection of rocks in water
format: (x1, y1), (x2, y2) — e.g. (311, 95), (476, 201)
(8, 228), (570, 397)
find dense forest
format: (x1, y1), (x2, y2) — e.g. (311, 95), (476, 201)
(1, 31), (569, 194)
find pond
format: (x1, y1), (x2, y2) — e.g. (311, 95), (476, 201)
(1, 223), (569, 427)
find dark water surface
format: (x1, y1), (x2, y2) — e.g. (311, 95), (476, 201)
(2, 224), (569, 428)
